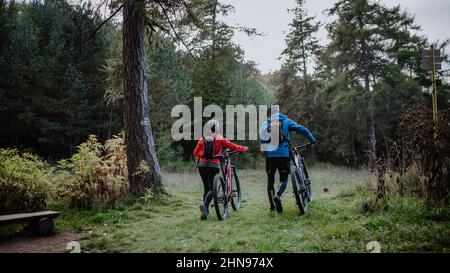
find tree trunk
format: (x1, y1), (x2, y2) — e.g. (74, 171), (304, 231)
(358, 15), (377, 174)
(123, 0), (164, 196)
(350, 131), (358, 169)
(381, 128), (389, 162)
(211, 0), (218, 60)
(299, 19), (308, 79)
(367, 115), (377, 173)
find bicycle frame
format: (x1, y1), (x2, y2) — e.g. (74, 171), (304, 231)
(219, 151), (237, 200)
(212, 150), (242, 220)
(289, 144), (306, 170)
(289, 143), (312, 198)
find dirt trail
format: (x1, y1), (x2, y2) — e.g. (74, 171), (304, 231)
(0, 231), (86, 253)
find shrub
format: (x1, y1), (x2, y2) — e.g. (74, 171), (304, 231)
(156, 129), (184, 170)
(0, 149), (50, 214)
(53, 133), (128, 209)
(381, 105), (450, 205)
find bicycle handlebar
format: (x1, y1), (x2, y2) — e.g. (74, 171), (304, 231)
(213, 150), (241, 160)
(290, 143), (314, 151)
(226, 150), (241, 156)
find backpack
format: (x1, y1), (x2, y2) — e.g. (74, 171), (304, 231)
(269, 119), (285, 144)
(202, 136), (215, 160)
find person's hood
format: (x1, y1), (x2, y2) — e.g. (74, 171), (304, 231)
(267, 112), (288, 123)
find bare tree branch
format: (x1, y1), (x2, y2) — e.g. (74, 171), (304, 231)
(82, 4), (123, 46)
(147, 17), (169, 33)
(156, 2), (196, 60)
(181, 0), (200, 27)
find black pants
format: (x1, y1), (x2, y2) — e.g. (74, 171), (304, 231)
(198, 166), (220, 207)
(266, 157), (290, 208)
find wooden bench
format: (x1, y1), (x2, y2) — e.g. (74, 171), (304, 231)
(0, 211), (60, 236)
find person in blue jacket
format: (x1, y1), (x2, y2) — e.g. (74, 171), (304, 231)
(260, 105), (317, 213)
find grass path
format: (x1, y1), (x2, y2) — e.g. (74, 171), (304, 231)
(54, 164), (449, 253)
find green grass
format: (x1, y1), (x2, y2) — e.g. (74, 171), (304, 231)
(2, 164), (449, 252)
(43, 163), (449, 253)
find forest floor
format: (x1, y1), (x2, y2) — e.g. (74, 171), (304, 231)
(1, 164), (449, 253)
(0, 231), (86, 253)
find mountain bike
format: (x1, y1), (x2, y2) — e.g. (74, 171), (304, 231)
(289, 143), (313, 215)
(212, 150), (242, 221)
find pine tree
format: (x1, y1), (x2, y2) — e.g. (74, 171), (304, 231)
(324, 0), (434, 172)
(326, 0), (387, 173)
(0, 0), (112, 157)
(281, 0), (320, 79)
(190, 0), (259, 107)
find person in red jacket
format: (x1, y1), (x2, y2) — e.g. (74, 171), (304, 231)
(193, 119), (248, 220)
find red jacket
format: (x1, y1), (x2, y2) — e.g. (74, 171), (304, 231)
(193, 135), (247, 165)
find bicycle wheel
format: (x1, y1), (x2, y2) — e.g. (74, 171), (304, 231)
(213, 174), (228, 220)
(306, 177), (312, 202)
(231, 170), (242, 211)
(303, 164), (313, 201)
(291, 165), (309, 215)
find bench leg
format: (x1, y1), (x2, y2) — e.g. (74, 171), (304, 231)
(27, 218), (55, 236)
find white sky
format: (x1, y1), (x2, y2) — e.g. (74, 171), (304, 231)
(222, 0), (450, 74)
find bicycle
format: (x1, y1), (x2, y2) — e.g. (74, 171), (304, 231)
(289, 143), (313, 215)
(212, 150), (242, 221)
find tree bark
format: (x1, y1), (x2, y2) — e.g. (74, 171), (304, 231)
(358, 15), (377, 174)
(350, 131), (358, 169)
(123, 0), (164, 196)
(381, 128), (389, 162)
(211, 0), (218, 60)
(366, 115), (377, 173)
(299, 18), (308, 79)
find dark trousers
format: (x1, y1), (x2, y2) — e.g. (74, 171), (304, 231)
(266, 157), (290, 208)
(198, 166), (220, 207)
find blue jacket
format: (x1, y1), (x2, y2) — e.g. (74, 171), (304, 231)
(260, 113), (317, 158)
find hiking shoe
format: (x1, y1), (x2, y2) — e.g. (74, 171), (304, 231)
(200, 205), (209, 220)
(273, 195), (283, 213)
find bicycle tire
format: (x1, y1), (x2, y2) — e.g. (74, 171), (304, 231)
(231, 170), (242, 211)
(291, 166), (308, 215)
(302, 163), (313, 202)
(213, 173), (228, 220)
